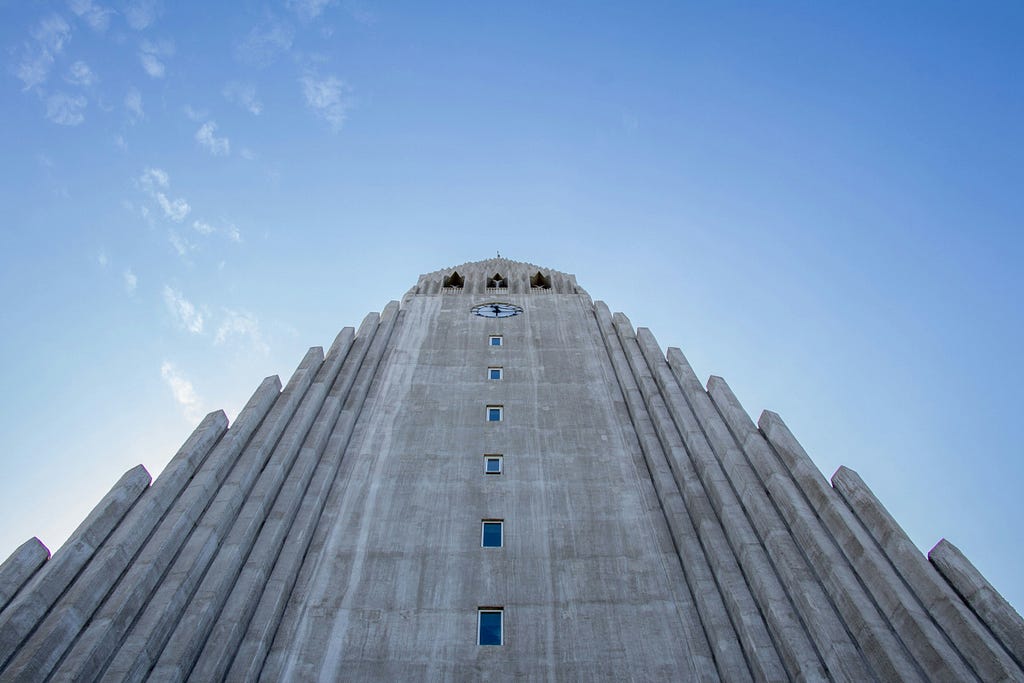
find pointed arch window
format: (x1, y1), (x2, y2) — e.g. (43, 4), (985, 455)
(443, 271), (465, 288)
(486, 273), (507, 288)
(530, 271), (551, 289)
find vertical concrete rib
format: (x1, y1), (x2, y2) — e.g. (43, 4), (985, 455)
(616, 319), (826, 681)
(929, 538), (1024, 670)
(594, 303), (765, 682)
(0, 539), (49, 615)
(0, 462), (153, 674)
(691, 358), (924, 682)
(143, 313), (384, 683)
(635, 329), (874, 681)
(214, 302), (401, 683)
(100, 331), (357, 683)
(9, 378), (279, 682)
(50, 361), (316, 683)
(832, 466), (1024, 680)
(755, 408), (978, 681)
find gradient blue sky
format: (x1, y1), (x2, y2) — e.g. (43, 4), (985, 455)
(2, 1), (1022, 612)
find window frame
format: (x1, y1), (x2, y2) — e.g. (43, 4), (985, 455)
(486, 405), (503, 422)
(484, 454), (503, 475)
(488, 366), (503, 380)
(489, 335), (503, 347)
(481, 519), (503, 547)
(478, 608), (503, 646)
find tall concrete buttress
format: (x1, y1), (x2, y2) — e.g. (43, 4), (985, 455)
(1, 258), (1021, 682)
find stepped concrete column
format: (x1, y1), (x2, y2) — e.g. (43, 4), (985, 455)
(593, 303), (758, 682)
(618, 320), (827, 681)
(701, 369), (924, 682)
(0, 462), (154, 673)
(638, 331), (877, 681)
(833, 466), (1024, 680)
(0, 539), (49, 615)
(930, 538), (1024, 670)
(53, 347), (325, 682)
(221, 302), (403, 682)
(757, 409), (978, 681)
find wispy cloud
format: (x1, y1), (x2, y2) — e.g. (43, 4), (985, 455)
(15, 14), (72, 90)
(192, 219), (214, 235)
(234, 20), (294, 67)
(168, 230), (194, 256)
(239, 147), (257, 161)
(215, 309), (269, 355)
(46, 92), (87, 125)
(182, 104), (208, 122)
(195, 121), (230, 156)
(139, 167), (190, 222)
(225, 223), (242, 243)
(97, 249), (109, 267)
(139, 39), (174, 78)
(287, 0), (333, 21)
(125, 87), (144, 120)
(68, 0), (113, 32)
(65, 60), (96, 86)
(125, 0), (161, 30)
(160, 361), (204, 422)
(223, 81), (263, 115)
(123, 268), (137, 293)
(163, 285), (203, 333)
(300, 73), (350, 132)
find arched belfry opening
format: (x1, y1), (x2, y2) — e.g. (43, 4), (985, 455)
(443, 271), (464, 288)
(530, 271), (552, 289)
(487, 273), (507, 288)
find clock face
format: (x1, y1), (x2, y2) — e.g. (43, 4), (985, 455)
(472, 302), (523, 318)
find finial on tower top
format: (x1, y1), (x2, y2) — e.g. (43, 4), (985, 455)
(496, 251), (501, 258)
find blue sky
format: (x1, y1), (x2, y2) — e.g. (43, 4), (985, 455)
(1, 1), (1022, 612)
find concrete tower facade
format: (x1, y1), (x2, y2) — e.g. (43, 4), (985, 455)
(0, 258), (1021, 681)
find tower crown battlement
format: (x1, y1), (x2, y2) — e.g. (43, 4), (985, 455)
(411, 257), (583, 296)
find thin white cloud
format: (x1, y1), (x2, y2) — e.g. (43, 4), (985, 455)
(46, 92), (87, 126)
(222, 81), (262, 115)
(234, 20), (294, 67)
(225, 223), (242, 243)
(139, 167), (190, 222)
(300, 73), (350, 132)
(97, 249), (109, 267)
(287, 0), (333, 21)
(125, 87), (144, 120)
(68, 0), (113, 32)
(168, 230), (193, 256)
(65, 60), (96, 86)
(125, 0), (161, 30)
(163, 285), (203, 333)
(139, 39), (174, 78)
(123, 268), (137, 293)
(114, 134), (128, 149)
(215, 309), (269, 355)
(160, 361), (204, 422)
(195, 121), (230, 156)
(15, 14), (72, 90)
(239, 147), (257, 161)
(192, 219), (214, 235)
(182, 104), (207, 121)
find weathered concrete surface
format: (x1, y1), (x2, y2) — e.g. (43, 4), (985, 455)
(0, 538), (49, 615)
(1, 257), (1021, 682)
(930, 538), (1024, 670)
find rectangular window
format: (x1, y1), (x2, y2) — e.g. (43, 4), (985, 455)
(487, 405), (503, 422)
(484, 455), (503, 474)
(481, 520), (503, 547)
(478, 608), (503, 645)
(489, 335), (502, 346)
(488, 367), (502, 380)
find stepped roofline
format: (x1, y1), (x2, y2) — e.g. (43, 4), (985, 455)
(408, 257), (585, 297)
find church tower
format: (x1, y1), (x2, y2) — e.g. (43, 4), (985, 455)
(0, 258), (1021, 681)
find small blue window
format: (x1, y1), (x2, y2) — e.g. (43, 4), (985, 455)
(484, 455), (502, 474)
(482, 520), (503, 547)
(478, 609), (503, 645)
(489, 335), (502, 346)
(489, 367), (502, 380)
(487, 406), (502, 422)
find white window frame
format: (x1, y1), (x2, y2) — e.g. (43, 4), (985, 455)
(478, 608), (503, 646)
(486, 405), (503, 422)
(481, 519), (504, 547)
(488, 366), (503, 380)
(484, 454), (503, 475)
(489, 335), (503, 347)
